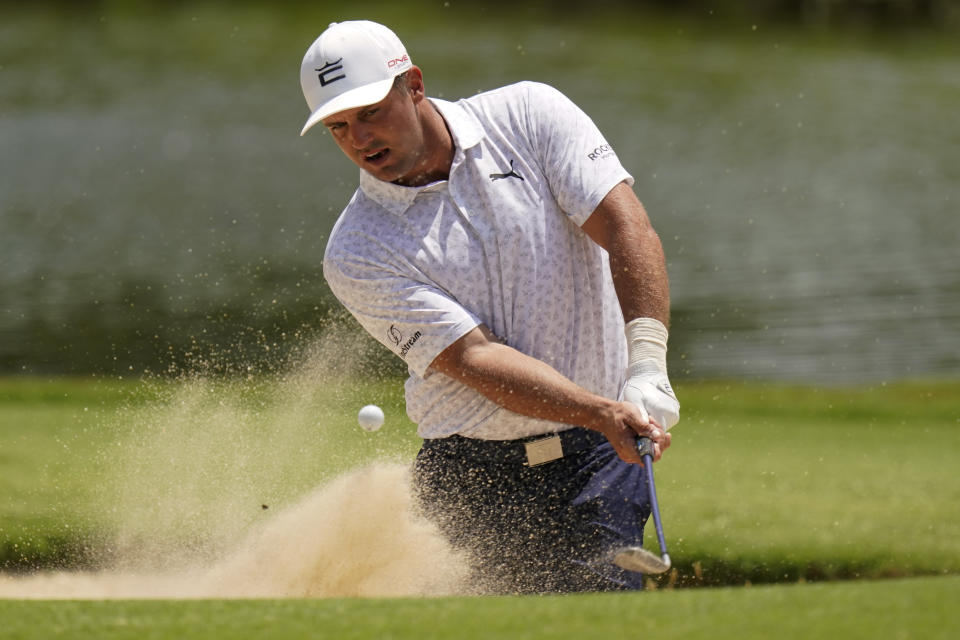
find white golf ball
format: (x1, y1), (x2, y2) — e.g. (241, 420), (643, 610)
(357, 404), (385, 431)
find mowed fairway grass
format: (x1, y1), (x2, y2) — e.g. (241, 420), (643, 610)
(0, 576), (958, 640)
(1, 375), (958, 637)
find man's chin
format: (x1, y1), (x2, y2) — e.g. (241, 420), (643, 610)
(372, 164), (419, 186)
(367, 166), (401, 183)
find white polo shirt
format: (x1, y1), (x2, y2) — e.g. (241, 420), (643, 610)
(323, 81), (633, 440)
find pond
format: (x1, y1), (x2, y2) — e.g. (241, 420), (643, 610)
(1, 5), (957, 382)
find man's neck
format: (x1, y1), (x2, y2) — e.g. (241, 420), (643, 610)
(393, 100), (455, 187)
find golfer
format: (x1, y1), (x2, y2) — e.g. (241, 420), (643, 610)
(300, 20), (679, 593)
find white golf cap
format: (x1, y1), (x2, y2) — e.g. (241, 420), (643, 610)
(299, 20), (413, 136)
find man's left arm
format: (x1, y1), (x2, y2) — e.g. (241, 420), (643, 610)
(581, 181), (680, 430)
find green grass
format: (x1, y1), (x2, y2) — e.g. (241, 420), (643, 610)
(1, 377), (959, 637)
(0, 575), (957, 640)
(655, 380), (960, 585)
(1, 376), (958, 587)
(0, 378), (149, 569)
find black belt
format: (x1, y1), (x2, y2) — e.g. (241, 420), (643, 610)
(423, 427), (607, 467)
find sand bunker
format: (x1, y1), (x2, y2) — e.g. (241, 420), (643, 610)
(1, 331), (470, 599)
(0, 463), (468, 599)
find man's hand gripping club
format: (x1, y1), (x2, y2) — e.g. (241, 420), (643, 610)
(617, 317), (679, 462)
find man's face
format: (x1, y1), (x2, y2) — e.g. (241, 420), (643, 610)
(321, 74), (428, 185)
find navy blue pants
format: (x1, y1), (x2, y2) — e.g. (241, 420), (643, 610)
(412, 428), (650, 594)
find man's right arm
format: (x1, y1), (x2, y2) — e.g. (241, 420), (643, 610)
(428, 324), (671, 464)
(581, 181), (680, 432)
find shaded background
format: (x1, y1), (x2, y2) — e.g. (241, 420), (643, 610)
(1, 0), (958, 382)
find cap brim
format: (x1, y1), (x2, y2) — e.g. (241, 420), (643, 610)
(300, 77), (396, 136)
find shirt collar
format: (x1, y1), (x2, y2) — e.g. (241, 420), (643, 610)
(358, 97), (484, 215)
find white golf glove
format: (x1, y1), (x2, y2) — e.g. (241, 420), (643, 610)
(620, 318), (680, 430)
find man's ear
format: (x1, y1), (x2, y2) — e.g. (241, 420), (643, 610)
(407, 66), (426, 103)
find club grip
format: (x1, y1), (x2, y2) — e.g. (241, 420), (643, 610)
(636, 436), (656, 459)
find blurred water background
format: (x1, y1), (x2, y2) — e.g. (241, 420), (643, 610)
(1, 0), (958, 382)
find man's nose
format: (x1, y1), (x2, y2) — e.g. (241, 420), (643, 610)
(349, 122), (373, 149)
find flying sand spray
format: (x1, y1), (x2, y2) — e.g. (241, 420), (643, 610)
(0, 331), (468, 599)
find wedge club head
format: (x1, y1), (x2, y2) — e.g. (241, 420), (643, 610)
(613, 546), (671, 574)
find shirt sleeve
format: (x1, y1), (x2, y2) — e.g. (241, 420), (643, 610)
(323, 229), (481, 378)
(524, 82), (634, 226)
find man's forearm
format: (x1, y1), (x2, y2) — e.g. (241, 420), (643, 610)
(429, 326), (671, 463)
(430, 326), (617, 430)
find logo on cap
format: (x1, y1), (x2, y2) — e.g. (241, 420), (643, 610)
(315, 58), (346, 86)
(387, 54), (410, 69)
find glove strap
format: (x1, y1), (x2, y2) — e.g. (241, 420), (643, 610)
(625, 317), (669, 378)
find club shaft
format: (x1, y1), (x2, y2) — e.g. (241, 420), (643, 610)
(643, 452), (668, 557)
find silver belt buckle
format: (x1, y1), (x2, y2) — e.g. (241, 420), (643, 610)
(524, 435), (564, 466)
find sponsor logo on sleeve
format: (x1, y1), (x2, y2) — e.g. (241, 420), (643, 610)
(388, 324), (422, 359)
(388, 325), (403, 346)
(587, 143), (616, 161)
(399, 331), (422, 358)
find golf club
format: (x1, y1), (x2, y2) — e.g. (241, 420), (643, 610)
(612, 436), (671, 574)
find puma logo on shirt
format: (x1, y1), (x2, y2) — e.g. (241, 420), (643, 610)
(489, 159), (524, 182)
